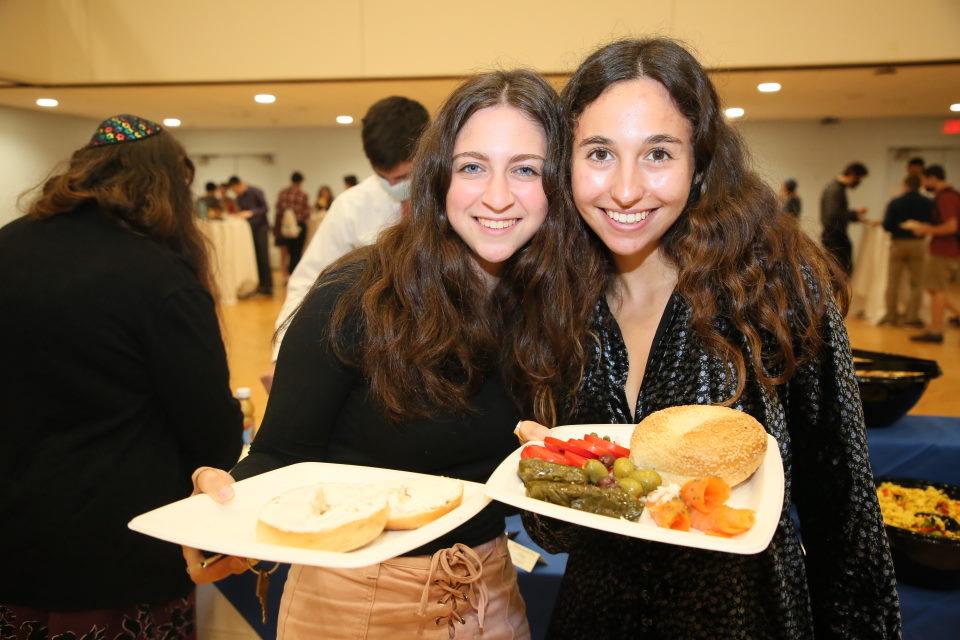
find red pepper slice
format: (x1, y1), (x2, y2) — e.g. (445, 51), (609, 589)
(584, 434), (631, 458)
(560, 439), (600, 459)
(543, 436), (569, 454)
(568, 438), (611, 457)
(520, 444), (570, 466)
(564, 450), (589, 468)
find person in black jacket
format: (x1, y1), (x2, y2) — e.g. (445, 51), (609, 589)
(0, 115), (243, 640)
(820, 162), (869, 274)
(880, 174), (933, 326)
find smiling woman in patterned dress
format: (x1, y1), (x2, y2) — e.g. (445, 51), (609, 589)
(519, 38), (902, 640)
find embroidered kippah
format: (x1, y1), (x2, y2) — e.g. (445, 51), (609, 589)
(89, 114), (161, 147)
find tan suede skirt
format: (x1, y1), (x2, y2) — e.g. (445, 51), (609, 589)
(276, 535), (530, 640)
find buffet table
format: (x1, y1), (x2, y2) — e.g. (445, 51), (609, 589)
(201, 414), (960, 640)
(198, 217), (258, 305)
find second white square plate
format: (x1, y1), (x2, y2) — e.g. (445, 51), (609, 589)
(485, 425), (784, 555)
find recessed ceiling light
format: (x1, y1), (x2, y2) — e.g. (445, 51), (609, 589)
(254, 94), (276, 104)
(163, 118), (181, 127)
(757, 82), (781, 93)
(951, 103), (960, 112)
(36, 98), (58, 107)
(725, 107), (745, 118)
(336, 115), (354, 125)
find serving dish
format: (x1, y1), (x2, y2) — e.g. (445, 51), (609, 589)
(875, 475), (960, 589)
(852, 349), (941, 429)
(485, 425), (784, 555)
(128, 462), (490, 568)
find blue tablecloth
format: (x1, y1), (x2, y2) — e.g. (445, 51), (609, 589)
(219, 414), (960, 639)
(867, 414), (960, 485)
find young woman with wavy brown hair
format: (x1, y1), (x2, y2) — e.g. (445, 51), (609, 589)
(519, 38), (901, 639)
(190, 69), (584, 639)
(0, 116), (242, 639)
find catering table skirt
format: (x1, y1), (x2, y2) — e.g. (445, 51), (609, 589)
(203, 414), (960, 639)
(198, 217), (258, 305)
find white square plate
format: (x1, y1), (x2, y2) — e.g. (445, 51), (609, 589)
(128, 462), (491, 568)
(485, 425), (784, 555)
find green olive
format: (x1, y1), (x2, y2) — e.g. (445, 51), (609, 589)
(628, 468), (663, 495)
(612, 457), (635, 479)
(617, 477), (643, 498)
(582, 459), (608, 484)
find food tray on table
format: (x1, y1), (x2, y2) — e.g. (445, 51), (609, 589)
(128, 462), (490, 568)
(485, 424), (784, 555)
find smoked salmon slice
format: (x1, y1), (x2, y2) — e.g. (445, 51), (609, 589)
(680, 477), (731, 514)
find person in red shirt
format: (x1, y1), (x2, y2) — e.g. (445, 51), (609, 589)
(909, 164), (960, 343)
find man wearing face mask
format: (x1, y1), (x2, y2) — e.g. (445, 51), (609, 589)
(266, 96), (429, 377)
(820, 162), (869, 275)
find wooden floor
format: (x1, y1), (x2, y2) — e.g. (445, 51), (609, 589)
(220, 271), (959, 427)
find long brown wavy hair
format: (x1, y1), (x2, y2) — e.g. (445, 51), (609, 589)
(25, 127), (215, 295)
(559, 38), (849, 403)
(322, 70), (595, 424)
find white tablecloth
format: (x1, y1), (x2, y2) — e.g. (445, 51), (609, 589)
(199, 217), (258, 305)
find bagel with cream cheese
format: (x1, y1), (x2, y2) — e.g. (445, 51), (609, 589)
(385, 476), (464, 530)
(630, 405), (767, 487)
(256, 483), (390, 552)
(256, 477), (465, 552)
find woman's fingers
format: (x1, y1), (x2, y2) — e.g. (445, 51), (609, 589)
(191, 466), (237, 502)
(182, 545), (249, 584)
(517, 420), (552, 443)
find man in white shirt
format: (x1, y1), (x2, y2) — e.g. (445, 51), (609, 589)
(264, 96), (429, 384)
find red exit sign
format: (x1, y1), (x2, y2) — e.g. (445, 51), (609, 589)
(945, 120), (960, 135)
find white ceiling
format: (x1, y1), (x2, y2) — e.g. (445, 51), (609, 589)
(0, 63), (958, 129)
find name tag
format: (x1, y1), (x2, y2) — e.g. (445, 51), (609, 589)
(506, 538), (542, 573)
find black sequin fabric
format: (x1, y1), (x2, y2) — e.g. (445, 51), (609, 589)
(523, 294), (902, 639)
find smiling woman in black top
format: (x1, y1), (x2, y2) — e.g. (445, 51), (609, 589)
(191, 70), (591, 640)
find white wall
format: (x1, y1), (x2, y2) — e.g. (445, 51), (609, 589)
(4, 106), (960, 250)
(0, 105), (97, 225)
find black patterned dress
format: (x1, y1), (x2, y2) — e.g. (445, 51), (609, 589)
(523, 294), (902, 639)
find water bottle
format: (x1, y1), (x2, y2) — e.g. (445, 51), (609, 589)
(237, 387), (256, 444)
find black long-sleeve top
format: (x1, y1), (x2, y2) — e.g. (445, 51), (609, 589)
(237, 185), (269, 230)
(820, 179), (859, 238)
(234, 268), (519, 555)
(0, 204), (243, 610)
(882, 190), (933, 239)
(524, 293), (902, 639)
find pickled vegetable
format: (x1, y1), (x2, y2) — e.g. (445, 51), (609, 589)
(628, 468), (663, 495)
(526, 481), (644, 521)
(582, 459), (608, 484)
(612, 457), (635, 479)
(617, 477), (643, 498)
(572, 491), (644, 520)
(518, 458), (587, 485)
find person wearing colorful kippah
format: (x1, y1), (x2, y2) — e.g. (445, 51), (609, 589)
(0, 115), (243, 639)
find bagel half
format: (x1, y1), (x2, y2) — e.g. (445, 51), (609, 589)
(630, 405), (767, 486)
(256, 483), (390, 552)
(384, 477), (464, 530)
